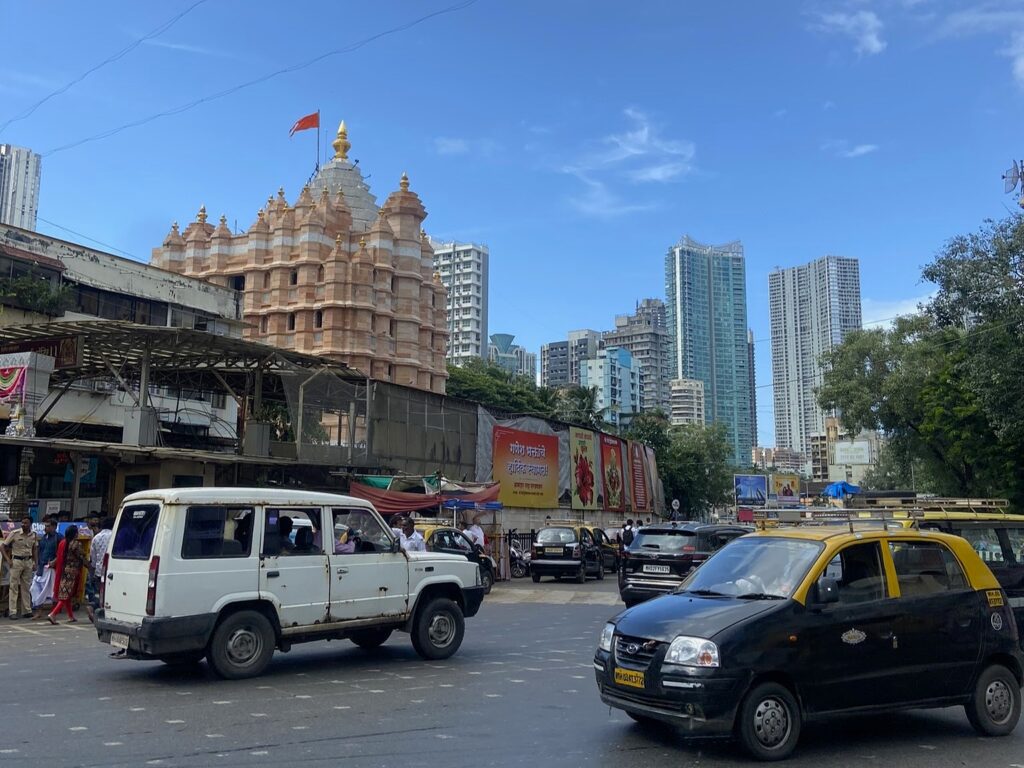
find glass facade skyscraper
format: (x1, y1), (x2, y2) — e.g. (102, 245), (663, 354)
(665, 236), (753, 466)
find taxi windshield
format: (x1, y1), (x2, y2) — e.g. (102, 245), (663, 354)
(679, 537), (822, 599)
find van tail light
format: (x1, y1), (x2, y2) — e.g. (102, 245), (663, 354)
(146, 556), (160, 616)
(571, 545), (581, 558)
(99, 553), (109, 608)
(683, 545), (696, 553)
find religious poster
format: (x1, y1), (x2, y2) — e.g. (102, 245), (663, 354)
(629, 441), (649, 513)
(600, 435), (626, 512)
(493, 426), (559, 508)
(569, 428), (598, 511)
(771, 473), (800, 503)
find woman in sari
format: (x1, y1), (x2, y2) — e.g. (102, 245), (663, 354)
(47, 526), (85, 624)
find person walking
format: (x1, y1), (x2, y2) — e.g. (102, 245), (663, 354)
(85, 517), (114, 623)
(48, 526), (86, 624)
(31, 517), (60, 619)
(1, 515), (38, 619)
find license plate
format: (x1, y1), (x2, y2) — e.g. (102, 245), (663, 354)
(545, 547), (563, 555)
(614, 667), (645, 689)
(110, 632), (130, 650)
(643, 564), (671, 574)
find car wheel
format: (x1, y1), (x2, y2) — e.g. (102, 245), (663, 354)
(207, 610), (275, 680)
(480, 568), (493, 595)
(511, 561), (528, 579)
(736, 682), (801, 761)
(531, 572), (541, 583)
(575, 564), (586, 584)
(349, 627), (393, 650)
(596, 562), (605, 581)
(411, 598), (465, 661)
(965, 664), (1021, 736)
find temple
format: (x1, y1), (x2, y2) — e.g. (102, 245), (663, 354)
(152, 120), (449, 393)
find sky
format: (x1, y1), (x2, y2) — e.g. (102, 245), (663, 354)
(3, 0), (1023, 447)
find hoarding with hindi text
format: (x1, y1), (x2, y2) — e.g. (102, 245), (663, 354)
(493, 426), (559, 508)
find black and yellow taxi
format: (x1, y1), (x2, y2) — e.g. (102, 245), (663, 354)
(416, 524), (497, 594)
(593, 524), (1023, 760)
(530, 522), (617, 583)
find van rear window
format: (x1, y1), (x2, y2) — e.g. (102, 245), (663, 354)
(112, 504), (160, 560)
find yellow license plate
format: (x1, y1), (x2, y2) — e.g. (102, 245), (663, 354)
(545, 547), (564, 555)
(614, 667), (645, 689)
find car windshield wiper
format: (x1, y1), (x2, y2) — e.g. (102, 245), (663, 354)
(641, 544), (661, 549)
(735, 592), (786, 600)
(683, 589), (728, 597)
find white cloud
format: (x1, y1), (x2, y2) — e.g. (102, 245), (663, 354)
(561, 108), (695, 217)
(1004, 31), (1024, 85)
(843, 143), (879, 158)
(433, 137), (470, 155)
(862, 294), (932, 327)
(815, 10), (887, 55)
(822, 139), (880, 158)
(928, 4), (1024, 87)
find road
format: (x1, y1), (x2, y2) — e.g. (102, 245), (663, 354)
(1, 577), (1022, 767)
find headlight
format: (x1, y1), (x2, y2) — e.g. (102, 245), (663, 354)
(664, 636), (719, 668)
(598, 622), (616, 652)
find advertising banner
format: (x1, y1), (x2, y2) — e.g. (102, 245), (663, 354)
(629, 441), (649, 513)
(493, 426), (559, 508)
(770, 473), (800, 502)
(734, 474), (768, 507)
(835, 441), (872, 465)
(600, 435), (626, 512)
(569, 428), (598, 511)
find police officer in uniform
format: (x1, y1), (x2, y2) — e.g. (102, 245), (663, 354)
(1, 516), (38, 619)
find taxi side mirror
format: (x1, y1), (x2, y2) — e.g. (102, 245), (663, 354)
(813, 577), (840, 606)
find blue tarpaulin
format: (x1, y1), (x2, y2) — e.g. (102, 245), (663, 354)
(822, 481), (861, 499)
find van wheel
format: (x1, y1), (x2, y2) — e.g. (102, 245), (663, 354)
(349, 627), (393, 650)
(207, 610), (275, 680)
(480, 568), (493, 595)
(965, 664), (1021, 736)
(575, 564), (586, 584)
(736, 682), (801, 761)
(531, 572), (541, 583)
(411, 598), (465, 660)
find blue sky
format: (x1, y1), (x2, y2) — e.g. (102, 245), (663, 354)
(3, 0), (1023, 446)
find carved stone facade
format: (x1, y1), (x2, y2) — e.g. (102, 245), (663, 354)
(151, 121), (449, 393)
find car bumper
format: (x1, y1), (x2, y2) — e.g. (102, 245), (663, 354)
(95, 613), (217, 659)
(593, 650), (744, 734)
(462, 586), (485, 618)
(530, 558), (582, 577)
(619, 579), (683, 604)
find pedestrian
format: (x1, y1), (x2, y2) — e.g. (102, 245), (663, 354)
(48, 526), (86, 624)
(462, 519), (484, 548)
(1, 515), (38, 619)
(31, 517), (60, 619)
(621, 519), (635, 548)
(85, 517), (114, 623)
(394, 518), (425, 552)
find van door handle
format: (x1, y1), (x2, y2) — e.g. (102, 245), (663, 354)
(336, 568), (348, 574)
(106, 573), (113, 582)
(266, 571), (280, 578)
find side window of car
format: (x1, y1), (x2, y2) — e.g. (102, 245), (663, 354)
(823, 542), (887, 604)
(580, 528), (592, 545)
(954, 526), (1006, 565)
(330, 508), (392, 553)
(182, 506), (254, 559)
(453, 532), (475, 552)
(889, 541), (969, 597)
(263, 508), (322, 556)
(1004, 527), (1024, 565)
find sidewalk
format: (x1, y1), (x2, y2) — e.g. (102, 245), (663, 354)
(486, 581), (622, 606)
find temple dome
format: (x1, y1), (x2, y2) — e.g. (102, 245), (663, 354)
(308, 121), (378, 231)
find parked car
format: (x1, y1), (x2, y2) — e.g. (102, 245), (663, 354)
(416, 524), (497, 594)
(618, 522), (751, 606)
(531, 523), (609, 583)
(95, 488), (484, 679)
(595, 525), (1023, 760)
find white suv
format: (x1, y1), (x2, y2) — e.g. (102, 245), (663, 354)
(95, 488), (485, 679)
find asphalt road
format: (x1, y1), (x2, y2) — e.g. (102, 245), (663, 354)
(1, 579), (1022, 767)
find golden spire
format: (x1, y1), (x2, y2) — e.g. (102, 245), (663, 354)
(332, 120), (351, 160)
(400, 171), (409, 192)
(335, 232), (343, 247)
(359, 236), (366, 248)
(197, 205), (208, 224)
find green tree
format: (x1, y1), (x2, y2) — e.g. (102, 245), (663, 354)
(660, 423), (733, 519)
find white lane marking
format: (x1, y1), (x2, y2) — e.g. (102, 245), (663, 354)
(166, 719), (185, 724)
(918, 745), (936, 750)
(175, 691), (192, 696)
(251, 751), (269, 756)
(212, 700), (234, 705)
(508, 679), (525, 683)
(368, 689), (384, 694)
(0, 749), (19, 754)
(294, 695), (312, 699)
(410, 700), (424, 704)
(130, 707), (146, 712)
(439, 684), (453, 688)
(38, 713), (55, 717)
(485, 694), (501, 698)
(104, 742), (123, 747)
(333, 706), (350, 710)
(206, 734), (224, 739)
(69, 726), (87, 731)
(251, 713), (267, 718)
(98, 696), (112, 701)
(292, 726), (309, 730)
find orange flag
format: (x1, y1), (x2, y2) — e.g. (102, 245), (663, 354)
(289, 111), (320, 136)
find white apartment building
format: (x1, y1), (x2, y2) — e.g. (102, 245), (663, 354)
(580, 347), (639, 429)
(669, 378), (705, 426)
(430, 238), (488, 365)
(602, 299), (672, 414)
(0, 144), (41, 230)
(769, 255), (861, 455)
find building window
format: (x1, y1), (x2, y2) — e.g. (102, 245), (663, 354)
(287, 313), (296, 331)
(317, 264), (325, 283)
(263, 272), (270, 289)
(260, 316), (268, 333)
(314, 310), (323, 329)
(289, 269), (298, 286)
(230, 275), (245, 291)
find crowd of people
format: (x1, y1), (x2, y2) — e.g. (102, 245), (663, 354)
(0, 514), (114, 624)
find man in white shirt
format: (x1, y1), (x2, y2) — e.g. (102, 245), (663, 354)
(461, 520), (484, 547)
(394, 518), (425, 553)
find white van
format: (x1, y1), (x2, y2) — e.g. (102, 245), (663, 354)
(95, 488), (484, 679)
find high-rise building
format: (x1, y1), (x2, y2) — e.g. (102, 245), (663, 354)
(540, 340), (569, 388)
(580, 347), (639, 430)
(669, 378), (705, 426)
(488, 333), (536, 379)
(0, 144), (41, 230)
(602, 298), (672, 414)
(568, 329), (602, 385)
(747, 328), (757, 446)
(665, 235), (753, 465)
(430, 238), (488, 366)
(769, 255), (861, 455)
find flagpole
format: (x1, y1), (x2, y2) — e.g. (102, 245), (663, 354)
(316, 109), (321, 170)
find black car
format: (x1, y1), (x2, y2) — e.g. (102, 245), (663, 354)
(531, 524), (608, 583)
(619, 523), (750, 606)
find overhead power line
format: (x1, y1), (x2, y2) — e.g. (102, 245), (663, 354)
(42, 0), (482, 157)
(0, 0), (210, 136)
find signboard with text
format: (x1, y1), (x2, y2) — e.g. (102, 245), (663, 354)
(835, 441), (872, 465)
(493, 426), (559, 508)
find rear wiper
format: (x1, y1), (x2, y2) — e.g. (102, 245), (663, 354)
(684, 589), (727, 597)
(641, 544), (661, 550)
(736, 592), (786, 600)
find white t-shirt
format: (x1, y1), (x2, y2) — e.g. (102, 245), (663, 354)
(398, 530), (426, 552)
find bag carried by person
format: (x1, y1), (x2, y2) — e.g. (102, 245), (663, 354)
(31, 567), (56, 608)
(621, 528), (634, 547)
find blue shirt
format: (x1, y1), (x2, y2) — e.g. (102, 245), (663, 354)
(37, 531), (59, 577)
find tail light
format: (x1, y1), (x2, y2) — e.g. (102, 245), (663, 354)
(99, 553), (109, 608)
(531, 545), (539, 558)
(683, 545), (696, 553)
(146, 556), (160, 616)
(571, 545), (581, 558)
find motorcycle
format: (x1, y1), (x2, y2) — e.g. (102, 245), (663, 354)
(508, 531), (530, 579)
